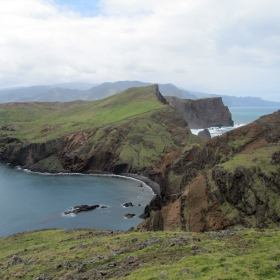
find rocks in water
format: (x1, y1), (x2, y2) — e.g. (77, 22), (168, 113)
(123, 202), (133, 207)
(64, 204), (99, 215)
(124, 213), (135, 219)
(198, 128), (211, 139)
(101, 205), (108, 209)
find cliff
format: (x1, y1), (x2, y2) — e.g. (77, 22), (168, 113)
(0, 85), (279, 233)
(138, 110), (280, 232)
(168, 96), (233, 129)
(0, 85), (195, 176)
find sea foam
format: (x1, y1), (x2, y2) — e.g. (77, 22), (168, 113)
(191, 124), (245, 138)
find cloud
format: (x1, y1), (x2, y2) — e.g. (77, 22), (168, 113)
(0, 0), (279, 101)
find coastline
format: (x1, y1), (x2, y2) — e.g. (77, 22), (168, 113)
(15, 164), (161, 197)
(0, 163), (158, 237)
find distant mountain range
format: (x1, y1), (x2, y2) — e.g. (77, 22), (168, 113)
(0, 81), (279, 107)
(188, 90), (280, 108)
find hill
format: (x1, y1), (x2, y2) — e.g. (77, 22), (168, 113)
(0, 81), (195, 103)
(0, 83), (97, 103)
(139, 110), (280, 232)
(0, 228), (279, 279)
(0, 85), (280, 233)
(83, 81), (196, 100)
(1, 81), (279, 108)
(0, 85), (196, 173)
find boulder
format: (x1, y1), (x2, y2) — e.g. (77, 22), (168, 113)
(123, 202), (133, 207)
(64, 204), (99, 215)
(198, 129), (211, 139)
(124, 214), (135, 219)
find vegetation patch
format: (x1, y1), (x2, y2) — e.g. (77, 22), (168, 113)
(1, 228), (280, 279)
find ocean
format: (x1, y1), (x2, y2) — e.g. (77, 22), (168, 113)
(0, 166), (154, 237)
(0, 107), (279, 237)
(191, 107), (279, 137)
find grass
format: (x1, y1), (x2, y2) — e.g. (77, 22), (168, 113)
(0, 85), (166, 142)
(217, 142), (280, 174)
(1, 228), (280, 279)
(0, 85), (197, 169)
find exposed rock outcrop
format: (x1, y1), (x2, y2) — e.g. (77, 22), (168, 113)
(123, 202), (133, 207)
(198, 128), (211, 139)
(138, 110), (280, 232)
(169, 96), (234, 129)
(124, 214), (135, 219)
(64, 204), (99, 215)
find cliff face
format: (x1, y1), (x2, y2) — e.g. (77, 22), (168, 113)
(138, 110), (280, 232)
(1, 85), (279, 233)
(0, 86), (193, 178)
(169, 96), (233, 129)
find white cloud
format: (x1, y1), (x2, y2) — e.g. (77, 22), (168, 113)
(0, 0), (279, 101)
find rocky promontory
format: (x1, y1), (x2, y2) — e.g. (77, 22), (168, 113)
(138, 110), (280, 232)
(169, 96), (234, 128)
(0, 85), (279, 233)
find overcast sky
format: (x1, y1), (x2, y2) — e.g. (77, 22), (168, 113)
(1, 0), (280, 101)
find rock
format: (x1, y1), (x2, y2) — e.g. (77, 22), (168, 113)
(123, 255), (139, 264)
(124, 214), (135, 219)
(87, 255), (103, 264)
(198, 129), (211, 139)
(56, 260), (71, 269)
(7, 255), (23, 267)
(64, 204), (99, 215)
(101, 205), (108, 208)
(1, 125), (15, 131)
(169, 96), (233, 129)
(138, 195), (162, 219)
(77, 263), (87, 273)
(69, 243), (87, 250)
(123, 202), (133, 207)
(34, 274), (52, 280)
(271, 151), (280, 164)
(159, 270), (167, 278)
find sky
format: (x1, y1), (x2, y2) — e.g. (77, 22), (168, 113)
(0, 0), (280, 101)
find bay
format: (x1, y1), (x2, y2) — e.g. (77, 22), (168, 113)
(0, 165), (154, 237)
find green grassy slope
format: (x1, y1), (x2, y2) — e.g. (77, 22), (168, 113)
(0, 85), (195, 171)
(1, 228), (279, 279)
(0, 85), (167, 142)
(210, 141), (280, 228)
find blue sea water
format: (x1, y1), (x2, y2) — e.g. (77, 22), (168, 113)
(192, 107), (279, 137)
(0, 165), (154, 237)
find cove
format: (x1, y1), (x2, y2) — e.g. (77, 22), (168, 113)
(0, 164), (155, 237)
